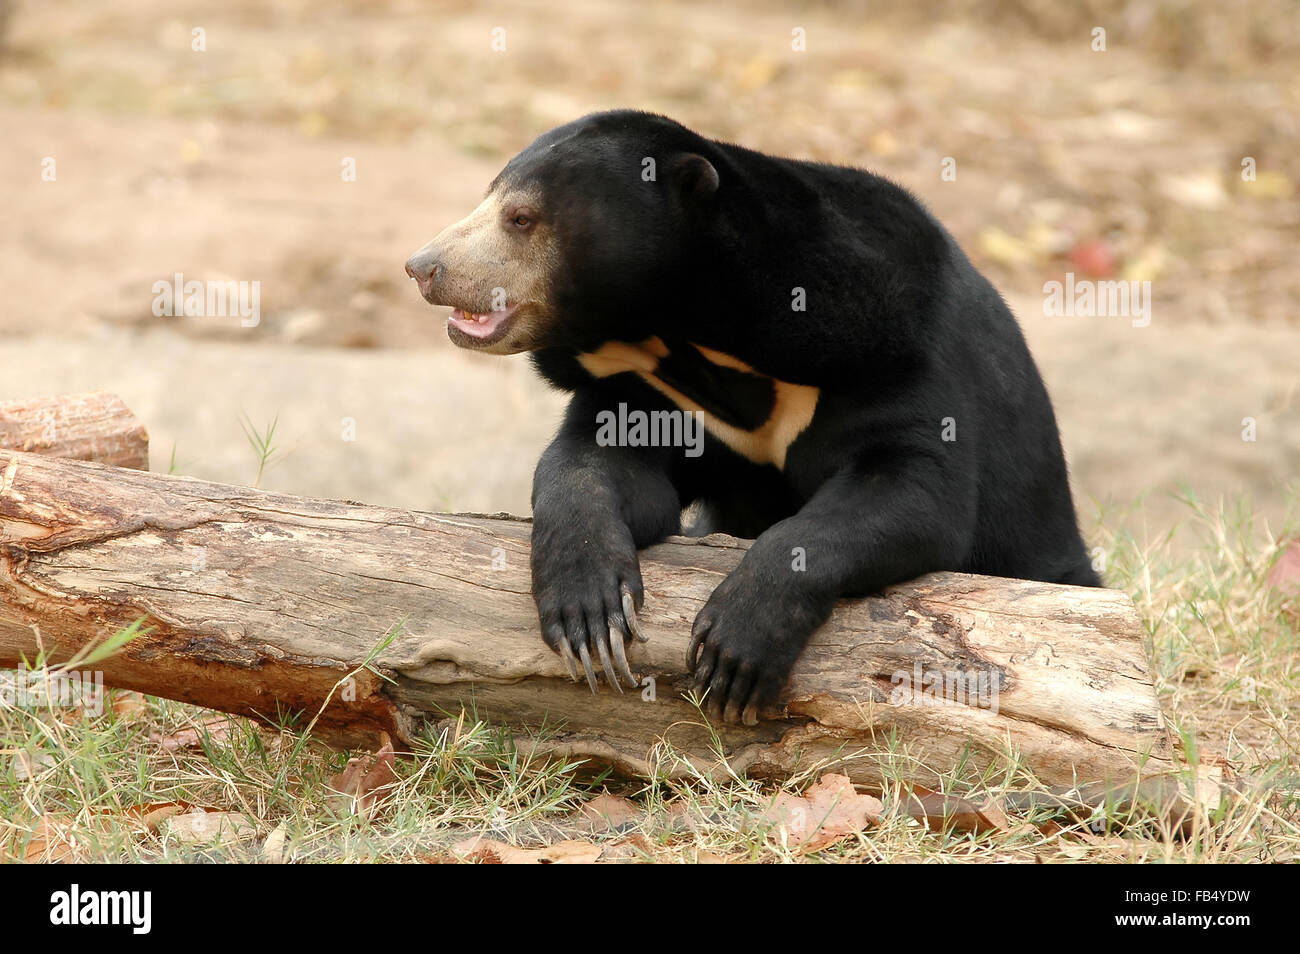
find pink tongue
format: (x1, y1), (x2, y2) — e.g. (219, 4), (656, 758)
(449, 308), (510, 338)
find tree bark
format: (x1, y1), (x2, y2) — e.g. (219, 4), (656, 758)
(0, 392), (149, 470)
(0, 448), (1175, 790)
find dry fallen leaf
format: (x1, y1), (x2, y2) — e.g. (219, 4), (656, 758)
(151, 715), (239, 751)
(1266, 538), (1300, 596)
(976, 226), (1035, 268)
(542, 840), (609, 864)
(1036, 819), (1066, 838)
(762, 774), (882, 852)
(110, 690), (149, 718)
(21, 816), (80, 863)
(11, 748), (56, 781)
(575, 793), (643, 832)
(662, 801), (711, 832)
(1067, 238), (1117, 279)
(327, 736), (398, 816)
(1121, 243), (1169, 282)
(1158, 170), (1227, 210)
(1237, 168), (1294, 199)
(124, 802), (192, 833)
(163, 810), (258, 846)
(903, 786), (1010, 834)
(262, 820), (289, 863)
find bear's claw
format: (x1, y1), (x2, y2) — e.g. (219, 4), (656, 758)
(622, 587), (647, 643)
(541, 585), (643, 692)
(593, 632), (621, 694)
(686, 570), (827, 726)
(577, 641), (598, 692)
(608, 618), (638, 687)
(533, 530), (646, 691)
(558, 639), (580, 682)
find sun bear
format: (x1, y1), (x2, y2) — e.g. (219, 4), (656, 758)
(405, 110), (1099, 725)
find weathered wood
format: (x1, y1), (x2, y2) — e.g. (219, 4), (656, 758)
(0, 392), (149, 470)
(0, 449), (1175, 790)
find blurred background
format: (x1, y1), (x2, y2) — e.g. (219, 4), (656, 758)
(1, 0), (1296, 541)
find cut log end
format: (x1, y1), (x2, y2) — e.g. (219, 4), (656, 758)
(0, 391), (149, 471)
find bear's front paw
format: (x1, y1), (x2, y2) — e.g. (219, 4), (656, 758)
(687, 572), (830, 725)
(532, 524), (646, 693)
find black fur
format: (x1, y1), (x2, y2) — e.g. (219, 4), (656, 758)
(485, 111), (1098, 719)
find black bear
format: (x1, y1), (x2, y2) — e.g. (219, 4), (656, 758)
(405, 110), (1099, 725)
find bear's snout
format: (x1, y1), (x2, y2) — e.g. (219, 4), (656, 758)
(404, 248), (443, 303)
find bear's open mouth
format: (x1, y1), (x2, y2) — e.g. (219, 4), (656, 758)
(447, 303), (521, 344)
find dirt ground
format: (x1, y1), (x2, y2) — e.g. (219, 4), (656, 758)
(1, 0), (1297, 537)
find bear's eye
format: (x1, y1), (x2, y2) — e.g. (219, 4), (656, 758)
(509, 208), (535, 231)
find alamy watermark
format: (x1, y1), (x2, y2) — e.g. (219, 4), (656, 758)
(152, 272), (260, 327)
(889, 662), (1000, 714)
(595, 403), (705, 457)
(50, 884), (151, 934)
(1043, 272), (1151, 327)
(0, 668), (105, 716)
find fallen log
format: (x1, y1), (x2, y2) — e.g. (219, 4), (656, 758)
(0, 392), (149, 470)
(0, 448), (1176, 791)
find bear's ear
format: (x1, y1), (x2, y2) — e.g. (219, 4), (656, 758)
(671, 153), (720, 204)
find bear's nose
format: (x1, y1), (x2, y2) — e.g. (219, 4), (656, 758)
(405, 249), (443, 302)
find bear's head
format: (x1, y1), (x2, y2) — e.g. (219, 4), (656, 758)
(405, 111), (723, 355)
